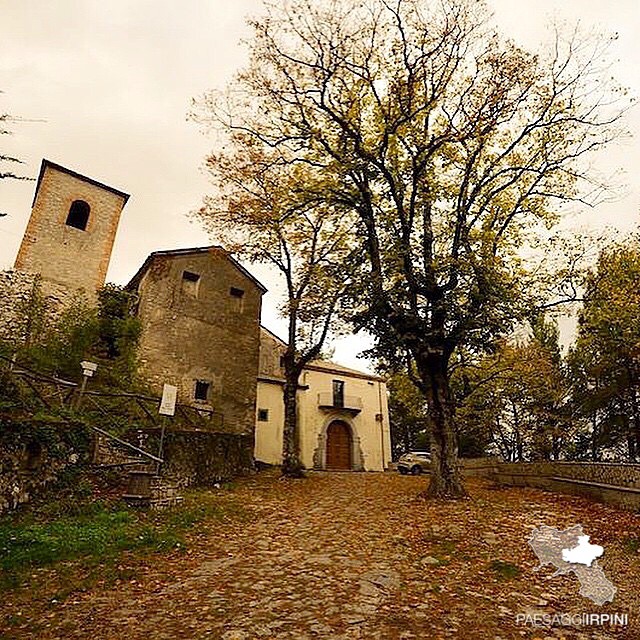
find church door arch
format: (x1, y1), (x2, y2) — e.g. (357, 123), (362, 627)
(326, 420), (353, 470)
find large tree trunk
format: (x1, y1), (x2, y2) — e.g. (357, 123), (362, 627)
(281, 376), (305, 477)
(416, 355), (466, 498)
(281, 302), (305, 478)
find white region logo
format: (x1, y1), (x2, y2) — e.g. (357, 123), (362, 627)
(528, 524), (616, 605)
(561, 535), (604, 567)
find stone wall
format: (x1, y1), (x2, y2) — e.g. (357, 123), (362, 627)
(492, 461), (640, 489)
(259, 327), (286, 379)
(458, 458), (640, 512)
(91, 434), (145, 467)
(0, 270), (38, 343)
(491, 461), (640, 512)
(0, 417), (89, 513)
(131, 429), (255, 487)
(0, 269), (75, 344)
(459, 457), (501, 477)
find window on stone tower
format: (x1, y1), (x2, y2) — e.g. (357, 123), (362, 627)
(194, 380), (210, 402)
(65, 200), (90, 230)
(230, 287), (245, 312)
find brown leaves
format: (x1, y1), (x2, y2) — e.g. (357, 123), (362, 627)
(2, 471), (638, 639)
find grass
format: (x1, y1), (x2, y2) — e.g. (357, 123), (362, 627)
(0, 508), (184, 571)
(489, 559), (521, 580)
(0, 469), (245, 591)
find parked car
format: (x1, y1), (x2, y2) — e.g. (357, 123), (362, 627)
(397, 451), (431, 475)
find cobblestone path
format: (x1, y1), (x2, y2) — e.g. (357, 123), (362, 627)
(7, 472), (639, 639)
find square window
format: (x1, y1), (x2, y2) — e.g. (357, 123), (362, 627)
(182, 271), (201, 297)
(230, 287), (245, 312)
(194, 380), (210, 401)
(183, 270), (200, 282)
(257, 408), (269, 422)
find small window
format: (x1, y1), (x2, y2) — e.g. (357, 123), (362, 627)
(279, 355), (286, 369)
(332, 380), (345, 407)
(194, 380), (210, 401)
(65, 200), (90, 230)
(230, 287), (245, 312)
(183, 271), (200, 282)
(182, 271), (201, 297)
(257, 408), (269, 422)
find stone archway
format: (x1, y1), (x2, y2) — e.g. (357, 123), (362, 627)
(313, 414), (364, 471)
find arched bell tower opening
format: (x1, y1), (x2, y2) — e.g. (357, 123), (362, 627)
(65, 200), (91, 230)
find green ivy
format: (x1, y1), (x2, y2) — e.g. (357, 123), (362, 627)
(4, 282), (142, 390)
(0, 415), (90, 460)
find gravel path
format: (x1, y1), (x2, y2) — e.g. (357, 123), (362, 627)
(5, 471), (639, 639)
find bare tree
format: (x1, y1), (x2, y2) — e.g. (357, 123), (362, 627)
(1, 91), (34, 183)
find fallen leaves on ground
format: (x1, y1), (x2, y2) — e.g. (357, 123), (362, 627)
(0, 471), (638, 640)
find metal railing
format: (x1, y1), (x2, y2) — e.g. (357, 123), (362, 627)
(0, 353), (224, 432)
(317, 392), (363, 411)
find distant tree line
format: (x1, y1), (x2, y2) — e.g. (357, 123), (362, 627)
(387, 234), (640, 463)
(1, 90), (33, 183)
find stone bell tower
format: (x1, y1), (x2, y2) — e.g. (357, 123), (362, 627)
(14, 159), (129, 297)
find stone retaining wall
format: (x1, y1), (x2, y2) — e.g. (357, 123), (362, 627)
(0, 270), (38, 343)
(0, 269), (74, 344)
(460, 458), (640, 512)
(0, 442), (76, 513)
(493, 461), (640, 489)
(130, 429), (255, 487)
(459, 457), (501, 477)
(0, 417), (89, 514)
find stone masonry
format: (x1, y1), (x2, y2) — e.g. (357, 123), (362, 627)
(0, 269), (72, 345)
(0, 418), (87, 513)
(0, 270), (38, 343)
(14, 159), (129, 299)
(127, 247), (266, 435)
(459, 458), (640, 512)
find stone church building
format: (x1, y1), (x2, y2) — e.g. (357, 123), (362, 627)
(2, 158), (391, 471)
(256, 328), (391, 472)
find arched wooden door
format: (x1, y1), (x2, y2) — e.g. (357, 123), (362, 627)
(326, 420), (352, 470)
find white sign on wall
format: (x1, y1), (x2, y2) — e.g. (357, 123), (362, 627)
(159, 383), (178, 416)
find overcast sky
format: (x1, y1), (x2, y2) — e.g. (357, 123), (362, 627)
(1, 0), (638, 370)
